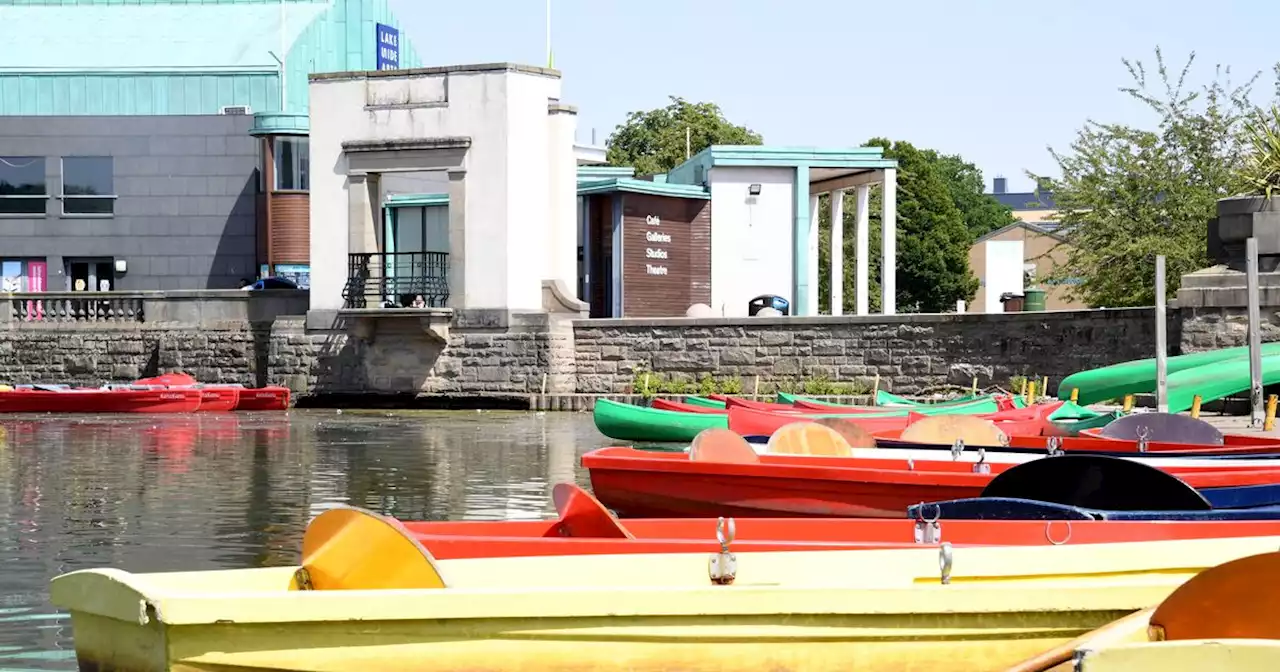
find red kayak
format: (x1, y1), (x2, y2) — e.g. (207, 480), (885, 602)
(397, 483), (1280, 559)
(581, 445), (1280, 518)
(133, 373), (290, 411)
(233, 387), (291, 411)
(0, 387), (203, 413)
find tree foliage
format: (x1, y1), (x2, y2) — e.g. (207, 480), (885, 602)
(1039, 48), (1272, 307)
(606, 96), (763, 175)
(816, 140), (981, 314)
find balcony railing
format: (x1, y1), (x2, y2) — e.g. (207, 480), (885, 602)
(342, 251), (450, 309)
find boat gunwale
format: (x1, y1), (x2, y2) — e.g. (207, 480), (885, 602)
(49, 536), (1280, 626)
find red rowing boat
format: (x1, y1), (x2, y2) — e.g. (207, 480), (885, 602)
(727, 403), (1060, 437)
(874, 431), (1280, 456)
(397, 483), (1280, 559)
(582, 440), (1280, 518)
(0, 387), (203, 413)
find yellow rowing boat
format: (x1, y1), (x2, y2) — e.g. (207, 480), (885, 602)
(48, 506), (1280, 672)
(1064, 550), (1280, 671)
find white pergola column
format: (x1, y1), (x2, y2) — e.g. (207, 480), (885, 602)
(829, 189), (845, 315)
(881, 168), (897, 315)
(806, 193), (819, 316)
(855, 184), (870, 316)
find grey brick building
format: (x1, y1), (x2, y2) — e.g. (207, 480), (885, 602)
(0, 116), (259, 290)
(0, 0), (426, 292)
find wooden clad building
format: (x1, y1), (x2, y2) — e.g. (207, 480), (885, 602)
(578, 175), (711, 318)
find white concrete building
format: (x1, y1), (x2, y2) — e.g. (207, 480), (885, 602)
(307, 63), (582, 315)
(307, 62), (899, 322)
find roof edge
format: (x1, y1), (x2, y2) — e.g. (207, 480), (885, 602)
(311, 62), (560, 83)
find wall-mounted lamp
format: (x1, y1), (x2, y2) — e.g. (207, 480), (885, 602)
(114, 259), (127, 274)
(748, 183), (762, 196)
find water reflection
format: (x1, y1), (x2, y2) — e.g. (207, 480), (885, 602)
(0, 409), (611, 670)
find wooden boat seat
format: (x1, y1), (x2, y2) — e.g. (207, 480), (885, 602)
(550, 483), (634, 539)
(766, 422), (854, 457)
(1149, 550), (1280, 641)
(813, 418), (876, 448)
(291, 506), (447, 591)
(900, 414), (1008, 446)
(1101, 412), (1224, 446)
(689, 428), (761, 463)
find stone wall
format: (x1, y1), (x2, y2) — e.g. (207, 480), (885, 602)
(574, 309), (1169, 396)
(0, 303), (1189, 401)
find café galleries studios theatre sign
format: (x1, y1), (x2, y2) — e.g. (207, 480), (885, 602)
(376, 23), (400, 70)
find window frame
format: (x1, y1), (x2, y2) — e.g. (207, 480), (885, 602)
(273, 136), (310, 191)
(0, 156), (49, 217)
(60, 156), (117, 218)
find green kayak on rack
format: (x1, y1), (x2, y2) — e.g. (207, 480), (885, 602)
(1058, 344), (1280, 406)
(1166, 352), (1280, 414)
(592, 398), (728, 442)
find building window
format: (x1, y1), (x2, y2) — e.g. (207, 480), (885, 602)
(0, 156), (47, 215)
(274, 137), (309, 191)
(61, 156), (115, 215)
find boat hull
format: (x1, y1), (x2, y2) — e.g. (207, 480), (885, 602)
(0, 388), (203, 413)
(594, 398), (728, 442)
(51, 537), (1280, 672)
(233, 386), (291, 411)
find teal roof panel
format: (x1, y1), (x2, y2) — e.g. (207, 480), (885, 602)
(0, 1), (330, 72)
(0, 0), (423, 117)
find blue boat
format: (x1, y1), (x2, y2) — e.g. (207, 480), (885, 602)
(905, 454), (1280, 521)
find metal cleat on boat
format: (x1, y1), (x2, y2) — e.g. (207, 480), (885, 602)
(939, 542), (954, 585)
(914, 502), (942, 544)
(1046, 435), (1065, 457)
(708, 517), (737, 585)
(950, 438), (965, 460)
(1136, 425), (1151, 453)
(971, 448), (990, 474)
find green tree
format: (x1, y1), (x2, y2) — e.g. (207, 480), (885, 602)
(1039, 48), (1268, 307)
(817, 141), (985, 314)
(933, 152), (1018, 241)
(606, 96), (763, 175)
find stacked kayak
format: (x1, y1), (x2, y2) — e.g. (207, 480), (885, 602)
(0, 371), (291, 413)
(1059, 343), (1280, 409)
(0, 386), (203, 413)
(131, 372), (291, 411)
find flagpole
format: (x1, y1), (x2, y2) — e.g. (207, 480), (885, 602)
(545, 0), (552, 68)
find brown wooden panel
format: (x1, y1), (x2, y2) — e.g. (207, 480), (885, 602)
(269, 192), (310, 264)
(620, 193), (712, 317)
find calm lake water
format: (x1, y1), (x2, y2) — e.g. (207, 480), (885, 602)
(0, 409), (615, 670)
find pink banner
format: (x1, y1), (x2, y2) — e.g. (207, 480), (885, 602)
(26, 260), (46, 320)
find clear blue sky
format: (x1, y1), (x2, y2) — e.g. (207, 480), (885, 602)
(388, 0), (1280, 193)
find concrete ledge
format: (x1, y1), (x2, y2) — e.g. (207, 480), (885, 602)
(337, 307), (453, 344)
(574, 307), (1153, 329)
(309, 62), (561, 83)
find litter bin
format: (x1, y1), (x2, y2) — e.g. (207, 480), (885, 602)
(1023, 287), (1046, 312)
(999, 292), (1025, 312)
(749, 295), (791, 316)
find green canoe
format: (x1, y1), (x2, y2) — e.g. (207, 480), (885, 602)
(1166, 352), (1280, 413)
(1059, 344), (1280, 406)
(768, 395), (1008, 422)
(682, 395), (725, 409)
(593, 398), (727, 442)
(777, 390), (987, 408)
(1050, 410), (1123, 436)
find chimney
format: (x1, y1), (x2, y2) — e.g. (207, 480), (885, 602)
(993, 176), (1007, 194)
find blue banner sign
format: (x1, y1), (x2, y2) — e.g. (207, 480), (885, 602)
(376, 23), (400, 70)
